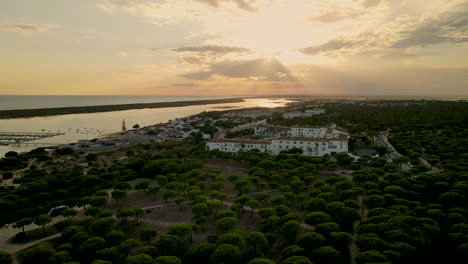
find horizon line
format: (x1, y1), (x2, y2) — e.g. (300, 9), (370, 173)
(1, 94), (467, 97)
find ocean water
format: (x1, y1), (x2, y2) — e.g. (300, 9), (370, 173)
(0, 95), (242, 110)
(0, 98), (290, 156)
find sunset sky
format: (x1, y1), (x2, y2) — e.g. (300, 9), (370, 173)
(1, 0), (467, 96)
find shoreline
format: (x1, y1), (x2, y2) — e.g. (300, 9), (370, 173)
(0, 97), (245, 119)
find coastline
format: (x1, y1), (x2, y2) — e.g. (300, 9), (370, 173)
(0, 97), (245, 119)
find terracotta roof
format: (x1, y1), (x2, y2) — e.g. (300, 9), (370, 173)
(208, 139), (272, 144)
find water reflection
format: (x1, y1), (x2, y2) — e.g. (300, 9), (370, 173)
(0, 98), (289, 156)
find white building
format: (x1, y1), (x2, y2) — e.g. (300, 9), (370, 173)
(255, 124), (348, 139)
(282, 108), (325, 119)
(289, 125), (347, 138)
(270, 134), (348, 156)
(289, 126), (327, 138)
(206, 139), (272, 154)
(255, 125), (290, 138)
(206, 134), (348, 157)
(305, 108), (326, 115)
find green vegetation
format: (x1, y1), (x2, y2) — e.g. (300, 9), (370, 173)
(225, 129), (256, 138)
(0, 100), (466, 264)
(270, 100), (467, 134)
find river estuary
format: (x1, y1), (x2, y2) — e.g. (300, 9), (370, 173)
(0, 98), (290, 156)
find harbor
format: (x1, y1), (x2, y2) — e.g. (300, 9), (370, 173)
(0, 132), (64, 145)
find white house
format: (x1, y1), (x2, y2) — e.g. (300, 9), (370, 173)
(270, 134), (348, 156)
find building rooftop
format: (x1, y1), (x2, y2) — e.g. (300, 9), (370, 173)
(274, 134), (348, 142)
(274, 136), (330, 142)
(293, 126), (324, 129)
(208, 139), (272, 144)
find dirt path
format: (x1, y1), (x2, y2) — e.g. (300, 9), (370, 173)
(419, 158), (441, 173)
(0, 216), (66, 255)
(349, 194), (367, 264)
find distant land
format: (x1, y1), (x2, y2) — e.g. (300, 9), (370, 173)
(0, 98), (245, 119)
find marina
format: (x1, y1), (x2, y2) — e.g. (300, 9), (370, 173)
(0, 132), (64, 145)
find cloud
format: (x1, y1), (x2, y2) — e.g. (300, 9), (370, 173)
(180, 71), (213, 80)
(300, 2), (468, 57)
(172, 45), (252, 54)
(179, 57), (205, 64)
(172, 82), (200, 87)
(391, 3), (468, 48)
(97, 0), (200, 25)
(303, 9), (364, 24)
(195, 0), (257, 12)
(290, 63), (468, 95)
(172, 44), (253, 64)
(180, 58), (297, 82)
(98, 0), (258, 25)
(297, 31), (401, 57)
(361, 0), (382, 8)
(0, 23), (59, 34)
(300, 38), (366, 56)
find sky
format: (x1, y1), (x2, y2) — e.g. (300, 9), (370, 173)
(0, 0), (467, 96)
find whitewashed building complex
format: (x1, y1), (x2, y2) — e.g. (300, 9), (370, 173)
(282, 108), (326, 119)
(206, 125), (349, 157)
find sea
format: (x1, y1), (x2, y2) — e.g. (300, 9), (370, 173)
(0, 95), (290, 156)
(0, 95), (245, 110)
